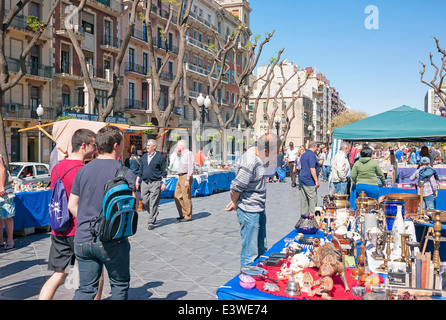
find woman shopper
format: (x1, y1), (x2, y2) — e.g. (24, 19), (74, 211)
(409, 157), (438, 210)
(350, 145), (386, 200)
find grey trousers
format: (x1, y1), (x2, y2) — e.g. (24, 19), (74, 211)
(299, 184), (318, 216)
(141, 180), (162, 225)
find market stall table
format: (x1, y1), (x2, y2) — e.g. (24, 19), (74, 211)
(398, 167), (446, 184)
(217, 229), (374, 300)
(349, 186), (446, 261)
(161, 170), (235, 198)
(349, 186), (446, 211)
(12, 190), (51, 230)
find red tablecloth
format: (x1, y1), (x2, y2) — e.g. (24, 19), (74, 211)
(255, 266), (383, 300)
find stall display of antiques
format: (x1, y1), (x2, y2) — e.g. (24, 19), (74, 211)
(12, 181), (49, 192)
(237, 190), (446, 300)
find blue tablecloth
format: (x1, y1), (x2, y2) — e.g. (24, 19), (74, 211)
(161, 171), (235, 198)
(349, 186), (446, 211)
(12, 190), (51, 230)
(398, 167), (446, 183)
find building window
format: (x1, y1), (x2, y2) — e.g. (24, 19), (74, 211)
(30, 86), (40, 119)
(29, 2), (40, 19)
(61, 44), (70, 73)
(77, 88), (84, 107)
(62, 85), (70, 107)
(104, 20), (111, 44)
(143, 53), (149, 74)
(82, 12), (95, 34)
(94, 89), (108, 112)
(30, 45), (39, 76)
(129, 82), (135, 103)
(128, 48), (135, 68)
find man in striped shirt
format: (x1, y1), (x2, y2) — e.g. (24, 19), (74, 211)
(226, 133), (277, 267)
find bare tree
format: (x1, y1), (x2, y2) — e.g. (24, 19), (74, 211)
(272, 65), (312, 149)
(65, 0), (141, 122)
(143, 0), (193, 147)
(182, 27), (275, 160)
(420, 37), (446, 109)
(0, 0), (60, 167)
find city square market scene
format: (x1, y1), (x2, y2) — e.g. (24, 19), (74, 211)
(2, 0), (446, 305)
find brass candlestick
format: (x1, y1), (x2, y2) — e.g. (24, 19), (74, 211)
(432, 210), (442, 274)
(377, 230), (393, 273)
(398, 233), (411, 271)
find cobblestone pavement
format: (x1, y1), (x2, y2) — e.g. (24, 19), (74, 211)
(0, 178), (329, 300)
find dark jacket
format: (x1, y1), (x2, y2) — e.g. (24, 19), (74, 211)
(137, 151), (167, 182)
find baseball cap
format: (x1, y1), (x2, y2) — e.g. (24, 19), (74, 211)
(420, 157), (430, 164)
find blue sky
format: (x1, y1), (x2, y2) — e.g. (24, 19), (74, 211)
(249, 0), (446, 115)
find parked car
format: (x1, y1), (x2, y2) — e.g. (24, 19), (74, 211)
(9, 162), (51, 186)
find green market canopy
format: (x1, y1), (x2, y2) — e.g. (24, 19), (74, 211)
(332, 105), (446, 142)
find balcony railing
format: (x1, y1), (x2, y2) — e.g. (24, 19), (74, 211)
(132, 29), (149, 42)
(102, 35), (122, 48)
(91, 0), (123, 13)
(125, 63), (148, 76)
(160, 71), (174, 81)
(7, 57), (52, 79)
(5, 10), (34, 33)
(185, 63), (219, 80)
(152, 37), (179, 54)
(124, 99), (145, 110)
(185, 36), (214, 55)
(1, 103), (53, 120)
(151, 4), (178, 24)
(56, 62), (71, 74)
(184, 10), (218, 32)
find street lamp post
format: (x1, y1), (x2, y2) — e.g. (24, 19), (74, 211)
(307, 124), (313, 143)
(274, 114), (281, 137)
(197, 93), (211, 145)
(36, 104), (44, 163)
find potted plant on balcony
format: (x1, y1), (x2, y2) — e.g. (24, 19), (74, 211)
(142, 122), (155, 136)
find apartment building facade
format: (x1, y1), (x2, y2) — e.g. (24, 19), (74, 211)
(119, 0), (181, 129)
(53, 0), (123, 118)
(3, 0), (54, 163)
(179, 0), (251, 144)
(425, 88), (446, 116)
(250, 62), (337, 147)
(2, 0), (252, 162)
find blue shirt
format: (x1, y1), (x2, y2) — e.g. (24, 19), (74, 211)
(298, 149), (318, 186)
(395, 150), (404, 160)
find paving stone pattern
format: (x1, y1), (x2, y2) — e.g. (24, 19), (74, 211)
(0, 179), (328, 300)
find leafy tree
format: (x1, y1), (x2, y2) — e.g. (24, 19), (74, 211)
(330, 109), (367, 130)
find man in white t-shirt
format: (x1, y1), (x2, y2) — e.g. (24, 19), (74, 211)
(286, 142), (299, 187)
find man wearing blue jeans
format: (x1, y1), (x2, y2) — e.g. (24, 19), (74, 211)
(225, 133), (275, 267)
(68, 126), (137, 300)
(331, 142), (351, 194)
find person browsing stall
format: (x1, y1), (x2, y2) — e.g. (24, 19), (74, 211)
(350, 145), (386, 201)
(38, 129), (98, 300)
(174, 140), (195, 222)
(409, 156), (439, 210)
(225, 133), (276, 267)
(68, 125), (137, 300)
